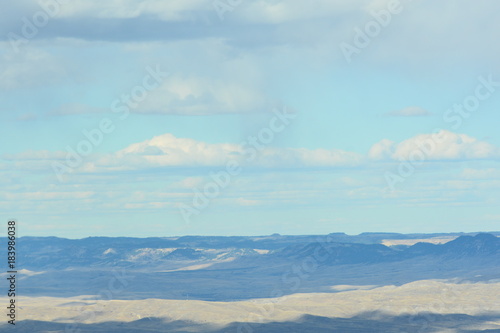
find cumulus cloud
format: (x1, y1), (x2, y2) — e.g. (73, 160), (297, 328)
(368, 138), (395, 160)
(80, 133), (363, 172)
(115, 133), (242, 167)
(369, 130), (500, 161)
(7, 131), (500, 176)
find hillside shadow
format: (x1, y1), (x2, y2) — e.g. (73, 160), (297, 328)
(6, 311), (500, 332)
(18, 253), (500, 302)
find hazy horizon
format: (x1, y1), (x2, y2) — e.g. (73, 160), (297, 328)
(14, 230), (500, 240)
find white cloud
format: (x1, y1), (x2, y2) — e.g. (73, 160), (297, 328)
(80, 133), (363, 172)
(115, 133), (242, 167)
(8, 131), (499, 176)
(368, 138), (394, 160)
(369, 130), (500, 161)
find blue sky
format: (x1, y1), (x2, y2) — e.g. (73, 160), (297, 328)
(1, 0), (500, 238)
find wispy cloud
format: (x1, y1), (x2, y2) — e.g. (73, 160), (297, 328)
(49, 103), (108, 116)
(134, 74), (270, 115)
(385, 106), (431, 117)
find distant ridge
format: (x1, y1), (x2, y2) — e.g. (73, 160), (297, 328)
(275, 233), (500, 265)
(14, 232), (500, 301)
(17, 232), (500, 270)
(441, 233), (500, 256)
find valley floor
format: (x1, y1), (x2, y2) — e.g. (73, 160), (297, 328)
(4, 280), (500, 333)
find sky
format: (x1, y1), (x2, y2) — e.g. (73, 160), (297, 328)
(1, 0), (500, 238)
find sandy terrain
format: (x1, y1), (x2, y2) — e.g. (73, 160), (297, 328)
(4, 280), (500, 332)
